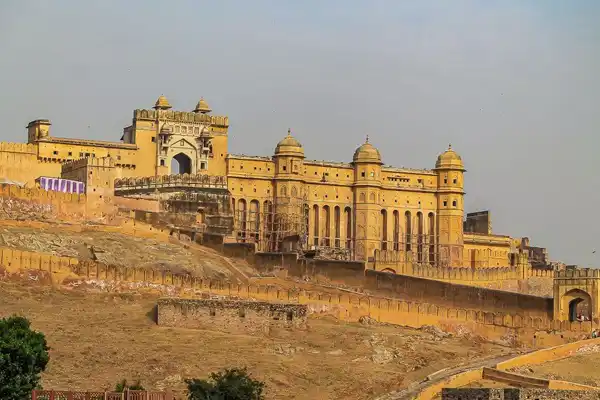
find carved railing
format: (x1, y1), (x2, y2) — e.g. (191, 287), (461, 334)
(115, 174), (227, 191)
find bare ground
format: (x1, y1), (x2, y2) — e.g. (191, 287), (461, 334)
(0, 279), (514, 400)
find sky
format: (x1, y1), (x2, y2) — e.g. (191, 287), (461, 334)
(1, 1), (599, 266)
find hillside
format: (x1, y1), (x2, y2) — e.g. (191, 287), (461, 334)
(0, 279), (514, 400)
(0, 223), (254, 281)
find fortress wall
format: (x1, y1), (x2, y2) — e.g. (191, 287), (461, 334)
(0, 143), (62, 185)
(0, 245), (595, 348)
(0, 183), (87, 221)
(114, 197), (160, 213)
(157, 298), (308, 334)
(365, 269), (554, 318)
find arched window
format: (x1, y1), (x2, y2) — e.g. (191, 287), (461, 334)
(428, 212), (435, 265)
(323, 205), (331, 246)
(381, 209), (388, 251)
(405, 211), (412, 251)
(417, 212), (424, 262)
(334, 206), (341, 248)
(393, 210), (400, 251)
(344, 207), (352, 249)
(313, 205), (319, 246)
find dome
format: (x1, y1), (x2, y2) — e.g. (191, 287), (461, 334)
(154, 95), (172, 110)
(352, 136), (382, 164)
(435, 144), (465, 170)
(274, 129), (304, 157)
(194, 98), (212, 114)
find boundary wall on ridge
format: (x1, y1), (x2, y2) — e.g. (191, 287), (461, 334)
(0, 245), (594, 348)
(0, 183), (86, 220)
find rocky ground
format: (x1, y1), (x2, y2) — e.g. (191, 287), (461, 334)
(0, 279), (514, 400)
(0, 225), (253, 280)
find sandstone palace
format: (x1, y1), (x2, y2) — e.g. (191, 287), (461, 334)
(0, 95), (548, 271)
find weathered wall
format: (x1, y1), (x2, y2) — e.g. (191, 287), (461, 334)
(114, 197), (160, 212)
(442, 388), (599, 400)
(1, 245), (596, 349)
(0, 143), (61, 185)
(157, 298), (307, 334)
(365, 270), (554, 318)
(0, 183), (86, 221)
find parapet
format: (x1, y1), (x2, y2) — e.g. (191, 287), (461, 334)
(0, 142), (37, 154)
(442, 388), (600, 400)
(61, 157), (116, 174)
(555, 268), (600, 279)
(114, 173), (227, 190)
(133, 109), (229, 128)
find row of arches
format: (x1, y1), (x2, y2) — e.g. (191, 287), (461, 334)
(231, 197), (438, 258)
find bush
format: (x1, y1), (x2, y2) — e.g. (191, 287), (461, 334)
(114, 379), (145, 392)
(0, 315), (49, 400)
(186, 367), (265, 400)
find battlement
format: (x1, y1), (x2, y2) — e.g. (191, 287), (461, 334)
(61, 157), (116, 174)
(114, 174), (228, 191)
(0, 142), (37, 154)
(40, 136), (137, 150)
(304, 159), (354, 169)
(382, 165), (436, 175)
(227, 154), (274, 162)
(133, 109), (229, 127)
(555, 268), (600, 279)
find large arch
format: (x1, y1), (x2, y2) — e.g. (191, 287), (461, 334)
(171, 152), (192, 174)
(561, 289), (592, 322)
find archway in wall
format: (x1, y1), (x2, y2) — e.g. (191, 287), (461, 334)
(171, 153), (192, 175)
(561, 289), (592, 321)
(380, 268), (396, 274)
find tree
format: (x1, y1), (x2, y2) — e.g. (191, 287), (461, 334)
(0, 315), (49, 400)
(186, 368), (265, 400)
(114, 379), (145, 392)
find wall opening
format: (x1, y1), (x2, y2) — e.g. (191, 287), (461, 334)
(561, 288), (592, 322)
(171, 152), (192, 175)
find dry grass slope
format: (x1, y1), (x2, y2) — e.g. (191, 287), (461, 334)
(0, 280), (513, 400)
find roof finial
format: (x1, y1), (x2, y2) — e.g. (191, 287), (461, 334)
(287, 128), (292, 137)
(448, 143), (452, 150)
(366, 134), (370, 143)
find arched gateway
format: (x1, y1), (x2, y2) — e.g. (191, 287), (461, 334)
(553, 269), (600, 322)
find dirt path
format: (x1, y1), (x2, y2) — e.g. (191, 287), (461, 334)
(373, 353), (518, 400)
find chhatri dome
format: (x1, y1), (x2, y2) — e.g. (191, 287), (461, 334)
(153, 95), (172, 110)
(194, 98), (212, 114)
(435, 144), (465, 170)
(352, 135), (382, 164)
(274, 129), (304, 157)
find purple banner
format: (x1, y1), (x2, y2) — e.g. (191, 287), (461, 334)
(37, 177), (85, 194)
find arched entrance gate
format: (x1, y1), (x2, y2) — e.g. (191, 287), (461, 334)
(553, 269), (599, 322)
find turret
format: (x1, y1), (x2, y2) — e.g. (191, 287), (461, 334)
(27, 119), (51, 143)
(434, 144), (466, 267)
(352, 136), (383, 262)
(273, 129), (304, 177)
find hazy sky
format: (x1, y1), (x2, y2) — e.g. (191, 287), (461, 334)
(1, 1), (599, 266)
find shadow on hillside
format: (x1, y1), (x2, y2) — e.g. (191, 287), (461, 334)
(146, 304), (158, 324)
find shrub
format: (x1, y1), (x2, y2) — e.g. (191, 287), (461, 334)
(0, 315), (49, 400)
(186, 367), (265, 400)
(114, 379), (145, 392)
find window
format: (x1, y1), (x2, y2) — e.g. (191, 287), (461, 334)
(200, 162), (207, 170)
(283, 166), (287, 171)
(85, 153), (90, 157)
(444, 178), (447, 184)
(160, 160), (165, 166)
(452, 200), (457, 207)
(117, 155), (121, 160)
(79, 152), (83, 157)
(52, 151), (58, 155)
(443, 201), (447, 207)
(453, 178), (457, 184)
(68, 152), (72, 156)
(361, 172), (366, 177)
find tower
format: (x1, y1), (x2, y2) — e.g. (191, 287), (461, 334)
(352, 136), (382, 262)
(272, 129), (306, 250)
(26, 119), (52, 143)
(435, 144), (466, 267)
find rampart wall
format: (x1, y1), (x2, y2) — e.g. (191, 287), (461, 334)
(0, 244), (595, 349)
(0, 142), (62, 185)
(157, 298), (308, 334)
(0, 183), (86, 221)
(442, 388), (599, 400)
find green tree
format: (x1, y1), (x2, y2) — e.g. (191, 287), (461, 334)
(186, 368), (265, 400)
(115, 379), (145, 392)
(0, 315), (49, 400)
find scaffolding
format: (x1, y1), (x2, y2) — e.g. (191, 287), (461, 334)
(233, 195), (309, 253)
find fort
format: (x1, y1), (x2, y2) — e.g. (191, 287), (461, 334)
(0, 96), (597, 398)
